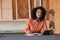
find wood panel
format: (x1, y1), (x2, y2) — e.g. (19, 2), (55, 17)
(12, 0), (34, 19)
(17, 0), (29, 19)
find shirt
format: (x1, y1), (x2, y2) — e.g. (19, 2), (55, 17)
(24, 18), (48, 34)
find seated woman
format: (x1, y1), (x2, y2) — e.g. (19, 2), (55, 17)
(24, 6), (48, 34)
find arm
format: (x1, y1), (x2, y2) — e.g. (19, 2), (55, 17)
(43, 20), (48, 31)
(24, 19), (31, 34)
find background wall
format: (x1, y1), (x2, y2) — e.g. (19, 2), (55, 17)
(0, 0), (41, 33)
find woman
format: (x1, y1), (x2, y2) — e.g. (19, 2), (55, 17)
(24, 6), (48, 34)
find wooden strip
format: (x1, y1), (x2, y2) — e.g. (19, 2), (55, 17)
(30, 0), (34, 10)
(12, 0), (16, 20)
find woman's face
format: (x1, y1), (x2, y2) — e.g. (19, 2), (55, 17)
(36, 9), (42, 19)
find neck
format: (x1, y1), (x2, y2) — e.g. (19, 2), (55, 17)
(36, 18), (40, 22)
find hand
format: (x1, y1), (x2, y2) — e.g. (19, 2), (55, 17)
(26, 30), (31, 34)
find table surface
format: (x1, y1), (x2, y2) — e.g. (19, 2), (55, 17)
(0, 34), (60, 40)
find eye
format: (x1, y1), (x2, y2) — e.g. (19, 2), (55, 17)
(38, 11), (42, 14)
(38, 11), (40, 13)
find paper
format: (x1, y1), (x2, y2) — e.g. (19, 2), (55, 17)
(25, 34), (35, 36)
(33, 33), (42, 35)
(25, 33), (42, 36)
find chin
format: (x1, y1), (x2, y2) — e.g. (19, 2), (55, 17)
(38, 16), (40, 18)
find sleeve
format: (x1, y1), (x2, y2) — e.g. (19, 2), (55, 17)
(24, 19), (31, 34)
(43, 20), (48, 30)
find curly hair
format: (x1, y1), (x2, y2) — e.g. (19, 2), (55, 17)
(31, 6), (46, 21)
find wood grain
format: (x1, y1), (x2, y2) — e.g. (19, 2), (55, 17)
(17, 0), (29, 19)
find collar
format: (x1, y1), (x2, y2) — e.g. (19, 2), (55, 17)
(33, 20), (37, 22)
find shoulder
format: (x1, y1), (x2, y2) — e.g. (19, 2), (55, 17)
(27, 18), (33, 23)
(42, 19), (46, 23)
(27, 18), (32, 21)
